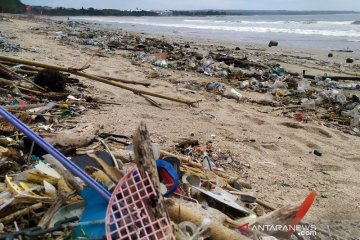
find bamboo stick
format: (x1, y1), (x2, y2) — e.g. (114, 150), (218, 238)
(96, 75), (151, 87)
(0, 56), (197, 106)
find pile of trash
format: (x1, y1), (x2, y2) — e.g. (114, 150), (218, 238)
(30, 19), (360, 136)
(0, 32), (20, 52)
(0, 120), (316, 240)
(0, 55), (320, 240)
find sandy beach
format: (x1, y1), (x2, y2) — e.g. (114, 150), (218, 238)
(1, 14), (360, 238)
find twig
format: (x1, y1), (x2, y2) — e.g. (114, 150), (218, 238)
(0, 203), (43, 224)
(37, 191), (75, 228)
(139, 93), (164, 109)
(97, 137), (122, 169)
(0, 63), (46, 91)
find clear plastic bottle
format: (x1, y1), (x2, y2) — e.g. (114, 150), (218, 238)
(301, 99), (316, 110)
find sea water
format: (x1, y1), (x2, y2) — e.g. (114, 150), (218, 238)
(72, 14), (360, 51)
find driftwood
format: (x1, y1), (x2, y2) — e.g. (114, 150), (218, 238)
(166, 199), (251, 240)
(0, 56), (197, 106)
(133, 121), (169, 220)
(44, 123), (99, 148)
(255, 204), (299, 239)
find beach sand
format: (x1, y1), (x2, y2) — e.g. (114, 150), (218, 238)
(1, 15), (359, 237)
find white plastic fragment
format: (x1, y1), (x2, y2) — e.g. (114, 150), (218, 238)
(35, 161), (61, 179)
(44, 180), (57, 196)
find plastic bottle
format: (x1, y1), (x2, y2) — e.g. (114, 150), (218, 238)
(314, 76), (323, 82)
(297, 79), (311, 92)
(239, 80), (250, 89)
(301, 99), (316, 110)
(336, 94), (347, 104)
(229, 88), (245, 101)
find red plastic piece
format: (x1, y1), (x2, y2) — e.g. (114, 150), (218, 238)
(289, 191), (317, 236)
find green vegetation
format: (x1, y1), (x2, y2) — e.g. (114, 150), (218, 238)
(172, 10), (228, 16)
(0, 0), (25, 13)
(30, 7), (159, 16)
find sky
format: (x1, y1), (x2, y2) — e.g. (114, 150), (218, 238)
(22, 0), (360, 11)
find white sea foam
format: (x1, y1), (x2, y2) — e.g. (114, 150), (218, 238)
(73, 17), (360, 38)
(183, 19), (211, 23)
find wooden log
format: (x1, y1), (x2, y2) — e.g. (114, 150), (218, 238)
(0, 56), (197, 106)
(133, 121), (169, 220)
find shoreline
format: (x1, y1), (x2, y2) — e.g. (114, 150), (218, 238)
(1, 14), (360, 238)
(57, 16), (360, 66)
(63, 14), (360, 53)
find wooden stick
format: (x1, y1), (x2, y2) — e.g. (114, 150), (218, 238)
(0, 77), (18, 86)
(0, 63), (46, 91)
(160, 150), (202, 168)
(0, 203), (43, 224)
(96, 75), (151, 87)
(140, 93), (164, 109)
(37, 191), (75, 228)
(255, 204), (299, 239)
(0, 56), (197, 106)
(133, 121), (169, 220)
(14, 68), (38, 75)
(97, 138), (122, 169)
(4, 103), (47, 111)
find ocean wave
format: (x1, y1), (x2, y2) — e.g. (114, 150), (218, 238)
(183, 19), (211, 23)
(221, 20), (354, 25)
(318, 21), (354, 25)
(72, 17), (360, 38)
(347, 38), (360, 42)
